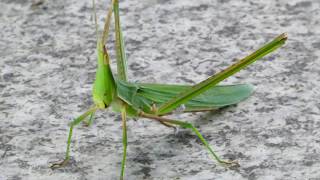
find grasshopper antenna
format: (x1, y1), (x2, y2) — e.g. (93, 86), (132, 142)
(102, 0), (115, 45)
(92, 0), (99, 41)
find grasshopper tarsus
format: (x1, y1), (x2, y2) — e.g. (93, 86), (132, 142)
(50, 158), (70, 169)
(219, 160), (240, 169)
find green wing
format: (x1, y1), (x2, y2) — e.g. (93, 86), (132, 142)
(137, 83), (254, 112)
(115, 79), (253, 114)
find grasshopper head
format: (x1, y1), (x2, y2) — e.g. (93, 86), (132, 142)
(92, 42), (116, 109)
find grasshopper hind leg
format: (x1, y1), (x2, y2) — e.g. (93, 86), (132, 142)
(139, 112), (239, 168)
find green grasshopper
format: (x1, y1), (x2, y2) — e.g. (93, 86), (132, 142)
(50, 0), (287, 179)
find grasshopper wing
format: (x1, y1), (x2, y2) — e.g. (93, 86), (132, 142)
(136, 83), (254, 112)
(115, 79), (253, 114)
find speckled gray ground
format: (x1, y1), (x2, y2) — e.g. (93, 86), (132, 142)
(1, 0), (319, 179)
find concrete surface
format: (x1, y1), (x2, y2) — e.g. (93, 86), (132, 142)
(1, 0), (319, 179)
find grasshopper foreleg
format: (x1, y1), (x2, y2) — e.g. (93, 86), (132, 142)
(50, 107), (97, 169)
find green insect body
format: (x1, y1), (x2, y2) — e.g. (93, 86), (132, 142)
(50, 0), (287, 179)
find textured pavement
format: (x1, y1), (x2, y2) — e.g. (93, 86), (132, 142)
(1, 0), (320, 179)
